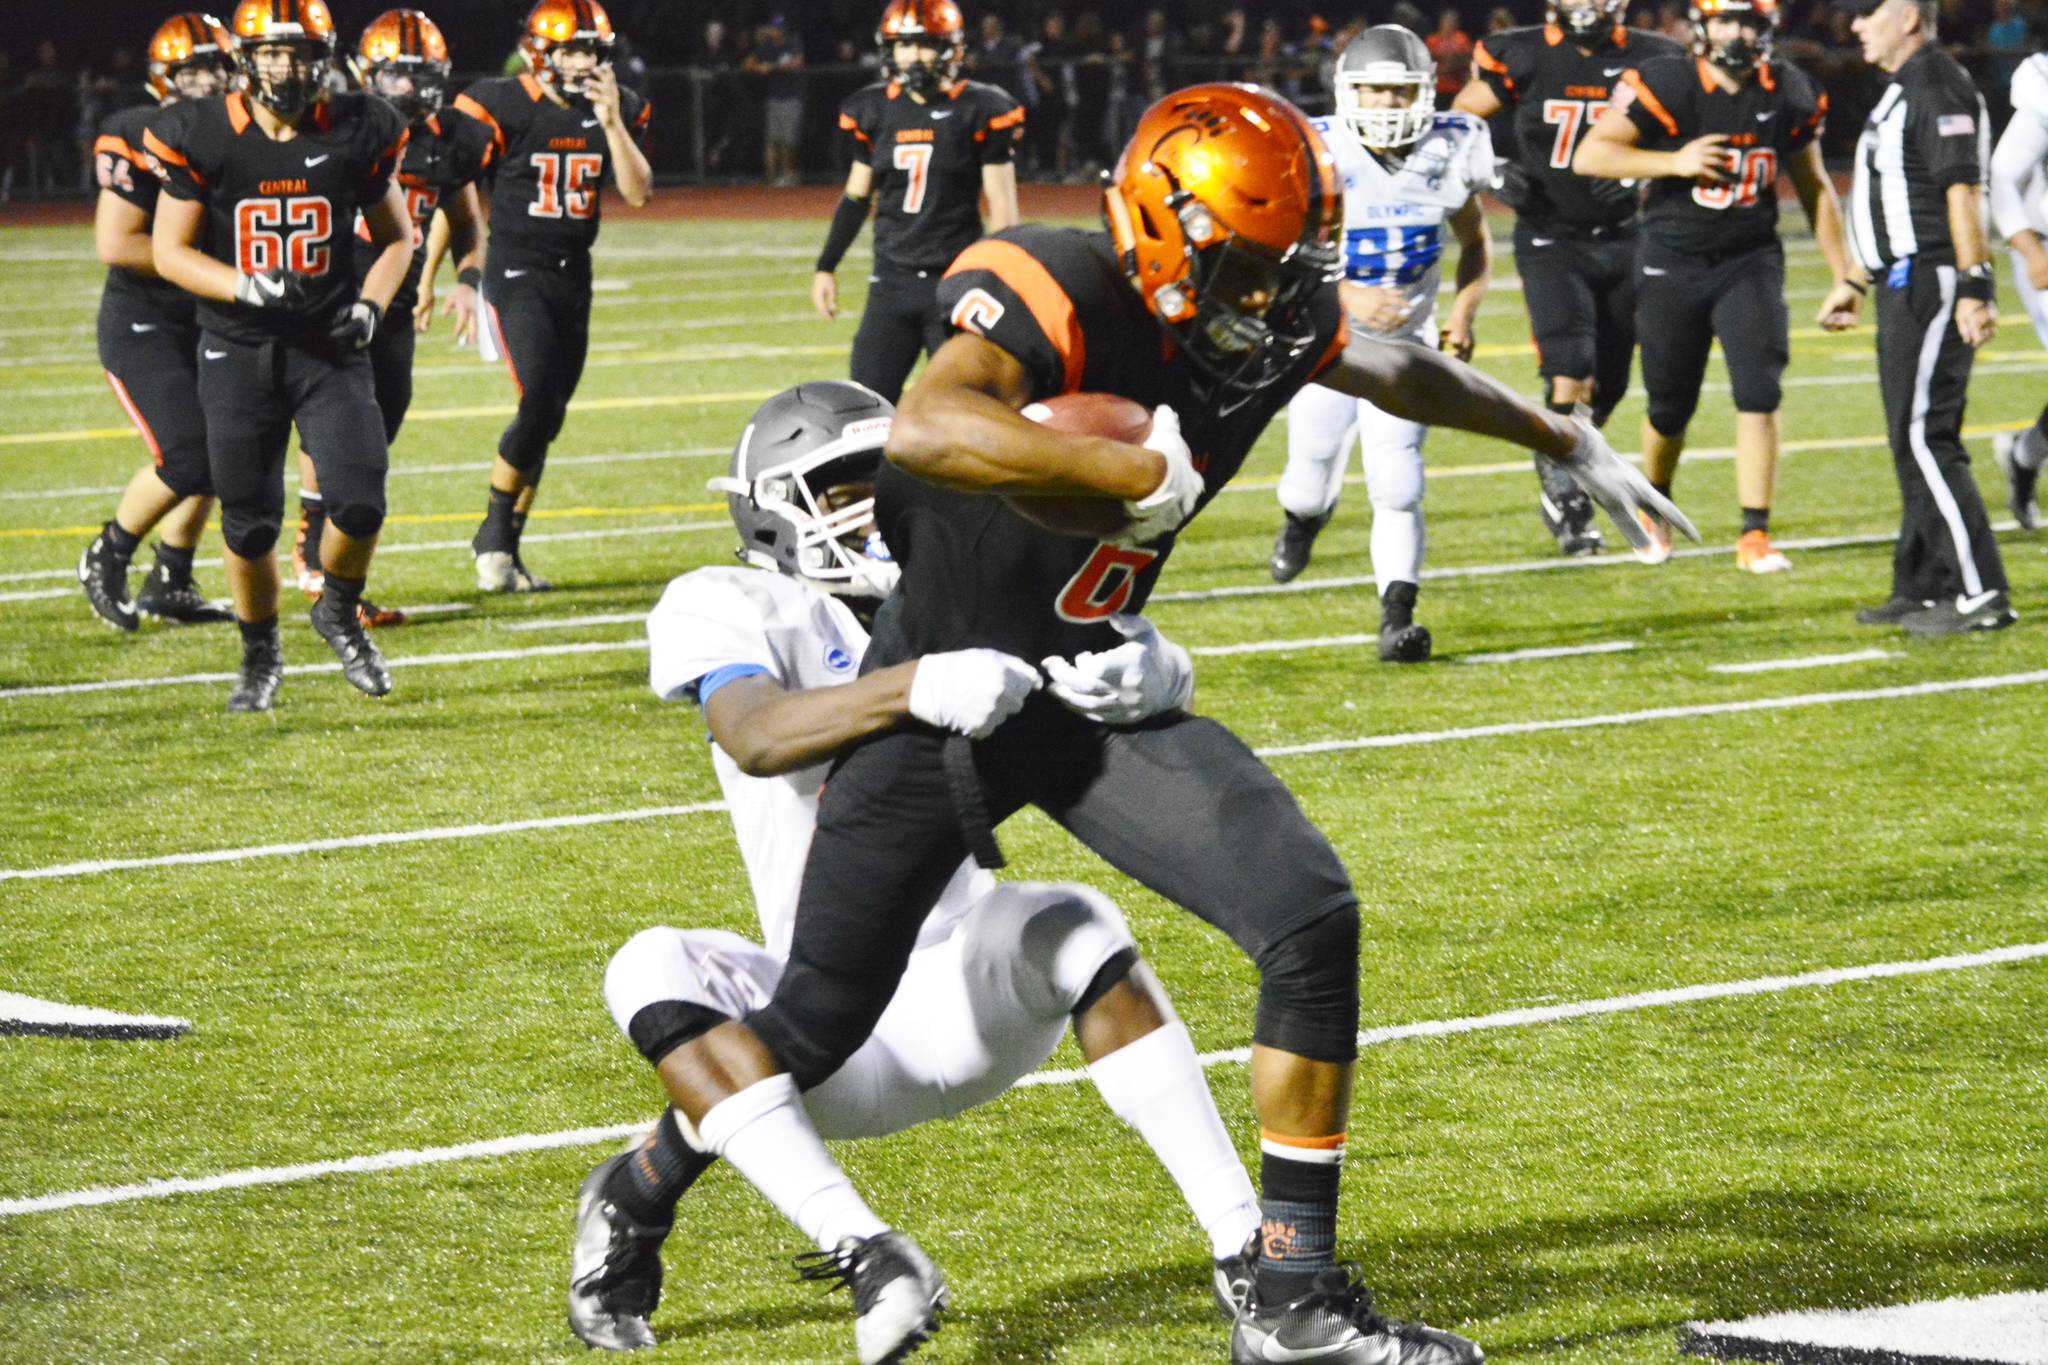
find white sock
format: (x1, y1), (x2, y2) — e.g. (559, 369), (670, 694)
(1087, 1021), (1261, 1260)
(1369, 505), (1424, 588)
(697, 1074), (889, 1252)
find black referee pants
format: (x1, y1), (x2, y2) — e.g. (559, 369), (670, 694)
(849, 268), (950, 404)
(1876, 260), (2006, 602)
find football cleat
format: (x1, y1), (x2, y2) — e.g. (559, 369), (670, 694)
(568, 1152), (670, 1353)
(355, 597), (409, 629)
(1538, 489), (1603, 557)
(1632, 508), (1673, 565)
(310, 594), (394, 696)
(1855, 596), (1932, 626)
(1377, 622), (1432, 664)
(1734, 529), (1790, 574)
(795, 1230), (947, 1365)
(134, 564), (233, 625)
(78, 528), (139, 632)
(1270, 510), (1331, 583)
(1213, 1235), (1258, 1320)
(1230, 1266), (1483, 1365)
(475, 549), (554, 594)
(1994, 431), (2041, 532)
(1899, 590), (2016, 637)
(228, 627), (284, 713)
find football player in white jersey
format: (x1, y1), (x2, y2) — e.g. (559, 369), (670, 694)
(568, 381), (1262, 1359)
(1991, 50), (2048, 530)
(1268, 26), (1495, 663)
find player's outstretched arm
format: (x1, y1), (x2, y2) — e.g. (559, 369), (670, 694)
(94, 192), (155, 275)
(150, 196), (239, 301)
(1787, 141), (1863, 330)
(889, 333), (1165, 499)
(1323, 332), (1576, 457)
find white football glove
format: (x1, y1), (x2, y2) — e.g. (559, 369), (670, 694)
(1549, 418), (1700, 553)
(1114, 405), (1203, 546)
(1041, 613), (1193, 725)
(907, 648), (1042, 739)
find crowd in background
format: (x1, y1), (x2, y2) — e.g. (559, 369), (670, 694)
(3, 0), (2042, 196)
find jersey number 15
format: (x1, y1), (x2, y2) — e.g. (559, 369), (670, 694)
(529, 151), (603, 220)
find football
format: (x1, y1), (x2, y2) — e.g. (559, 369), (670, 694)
(1006, 393), (1154, 538)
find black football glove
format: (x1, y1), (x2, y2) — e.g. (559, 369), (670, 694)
(328, 300), (382, 351)
(1493, 161), (1540, 214)
(1586, 174), (1641, 211)
(234, 267), (316, 311)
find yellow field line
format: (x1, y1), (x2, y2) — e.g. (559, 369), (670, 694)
(0, 501), (726, 540)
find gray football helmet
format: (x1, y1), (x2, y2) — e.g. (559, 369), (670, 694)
(708, 381), (901, 601)
(1334, 26), (1437, 151)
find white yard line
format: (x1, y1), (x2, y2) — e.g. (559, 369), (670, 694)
(1709, 648), (1900, 674)
(501, 612), (651, 632)
(0, 990), (190, 1040)
(1457, 641), (1638, 665)
(4, 938), (2041, 1219)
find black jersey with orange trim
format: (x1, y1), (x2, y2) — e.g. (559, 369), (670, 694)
(1472, 23), (1684, 230)
(454, 74), (648, 265)
(1617, 56), (1823, 256)
(868, 224), (1344, 666)
(350, 106), (493, 315)
(839, 78), (1023, 274)
(145, 91), (409, 343)
(94, 102), (190, 314)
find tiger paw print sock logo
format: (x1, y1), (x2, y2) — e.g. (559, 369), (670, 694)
(1261, 1217), (1299, 1263)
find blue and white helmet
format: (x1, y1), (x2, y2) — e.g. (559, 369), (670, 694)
(709, 381), (901, 601)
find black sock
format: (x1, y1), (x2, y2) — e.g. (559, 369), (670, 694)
(2034, 404), (2048, 443)
(1651, 481), (1673, 500)
(602, 1108), (714, 1226)
(237, 615), (278, 646)
(1544, 398), (1577, 417)
(322, 571), (366, 610)
(1741, 506), (1770, 535)
(1255, 1139), (1343, 1301)
(508, 507), (529, 549)
(1379, 580), (1417, 630)
(153, 542), (196, 587)
(299, 493), (326, 561)
(474, 487), (518, 555)
(102, 520), (141, 559)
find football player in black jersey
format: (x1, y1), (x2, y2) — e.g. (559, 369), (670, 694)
(1455, 0), (1685, 555)
(147, 0), (414, 711)
(811, 0), (1024, 404)
(1575, 0), (1862, 571)
(289, 6), (489, 629)
(643, 85), (1693, 1365)
(454, 0), (651, 594)
(77, 12), (236, 633)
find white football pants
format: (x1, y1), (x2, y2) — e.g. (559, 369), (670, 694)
(2011, 244), (2048, 349)
(1280, 378), (1428, 592)
(603, 881), (1135, 1139)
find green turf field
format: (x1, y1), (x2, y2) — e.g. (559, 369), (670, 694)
(2, 212), (2045, 1363)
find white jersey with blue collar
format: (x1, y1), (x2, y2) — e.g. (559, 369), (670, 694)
(647, 565), (987, 959)
(1312, 111), (1494, 341)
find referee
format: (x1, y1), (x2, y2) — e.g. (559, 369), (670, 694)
(1842, 0), (2013, 634)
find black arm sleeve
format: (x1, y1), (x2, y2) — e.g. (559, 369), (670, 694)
(816, 194), (872, 273)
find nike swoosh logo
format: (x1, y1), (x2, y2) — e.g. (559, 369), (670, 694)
(203, 348), (227, 359)
(1957, 590), (2000, 613)
(130, 322), (157, 333)
(1755, 112), (1774, 122)
(1604, 67), (1623, 75)
(1252, 1330), (1388, 1364)
(1531, 237), (1555, 247)
(1642, 266), (1667, 275)
(304, 154), (329, 167)
(931, 110), (953, 119)
(502, 268), (526, 278)
(582, 119), (601, 128)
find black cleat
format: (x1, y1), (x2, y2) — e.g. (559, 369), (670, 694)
(1994, 432), (2041, 531)
(1230, 1266), (1483, 1365)
(1855, 596), (1932, 626)
(568, 1153), (669, 1352)
(1270, 511), (1331, 584)
(78, 526), (138, 632)
(1900, 590), (2017, 637)
(1539, 489), (1603, 557)
(796, 1230), (947, 1365)
(311, 594), (394, 696)
(228, 627), (284, 713)
(1213, 1235), (1257, 1320)
(134, 562), (233, 625)
(1376, 582), (1432, 663)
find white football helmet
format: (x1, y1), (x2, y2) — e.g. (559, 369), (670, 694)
(1335, 26), (1437, 151)
(709, 381), (902, 602)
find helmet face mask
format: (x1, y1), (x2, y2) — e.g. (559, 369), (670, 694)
(548, 39), (611, 95)
(170, 55), (232, 101)
(1334, 27), (1436, 151)
(1692, 0), (1777, 71)
(231, 0), (338, 119)
(709, 383), (902, 604)
(521, 0), (616, 97)
(1548, 0), (1626, 41)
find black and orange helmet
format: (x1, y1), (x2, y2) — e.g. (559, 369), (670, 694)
(355, 9), (451, 118)
(1690, 0), (1779, 69)
(877, 0), (965, 98)
(520, 0), (615, 94)
(144, 12), (235, 105)
(230, 0), (338, 118)
(1105, 84), (1342, 396)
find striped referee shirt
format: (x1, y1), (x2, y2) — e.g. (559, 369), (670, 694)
(1847, 42), (1990, 272)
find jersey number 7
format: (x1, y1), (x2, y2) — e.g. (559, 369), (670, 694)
(237, 195), (333, 275)
(892, 143), (932, 214)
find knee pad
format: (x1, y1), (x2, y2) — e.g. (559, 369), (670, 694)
(603, 926), (769, 1063)
(219, 503), (281, 560)
(1537, 339), (1596, 388)
(963, 882), (1137, 1020)
(1728, 375), (1781, 416)
(498, 408), (560, 476)
(1252, 902), (1360, 1063)
(1646, 391), (1697, 439)
(325, 499), (386, 541)
(1365, 453), (1424, 514)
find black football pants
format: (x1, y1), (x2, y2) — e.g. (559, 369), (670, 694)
(98, 293), (210, 498)
(484, 254), (591, 479)
(849, 269), (951, 404)
(1876, 259), (2006, 602)
(1636, 239), (1789, 436)
(1515, 220), (1638, 425)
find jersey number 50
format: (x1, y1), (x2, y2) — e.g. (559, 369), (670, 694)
(1692, 149), (1777, 210)
(236, 195), (333, 275)
(530, 152), (603, 220)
